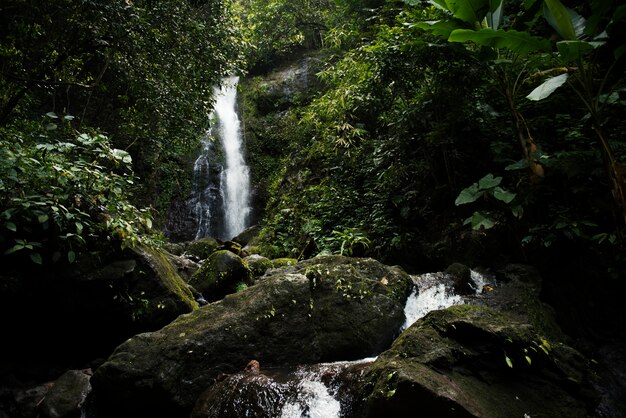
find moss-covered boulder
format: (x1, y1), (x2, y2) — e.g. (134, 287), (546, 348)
(244, 254), (273, 278)
(357, 304), (600, 418)
(188, 250), (252, 302)
(184, 238), (221, 261)
(271, 257), (298, 268)
(90, 255), (412, 417)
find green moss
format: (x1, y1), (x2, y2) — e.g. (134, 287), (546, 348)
(137, 246), (198, 312)
(271, 258), (298, 268)
(185, 238), (221, 260)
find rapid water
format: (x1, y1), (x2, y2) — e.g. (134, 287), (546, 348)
(214, 76), (251, 239)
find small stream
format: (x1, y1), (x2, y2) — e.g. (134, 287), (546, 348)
(200, 270), (489, 418)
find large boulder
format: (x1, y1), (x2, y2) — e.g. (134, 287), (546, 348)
(90, 255), (412, 417)
(0, 245), (197, 371)
(188, 250), (252, 302)
(357, 304), (600, 417)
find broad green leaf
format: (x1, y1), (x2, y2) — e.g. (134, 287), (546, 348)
(445, 0), (491, 24)
(464, 212), (496, 229)
(478, 173), (502, 190)
(46, 112), (59, 119)
(493, 186), (516, 203)
(525, 355), (532, 365)
(416, 20), (467, 38)
(38, 214), (49, 223)
(526, 73), (569, 101)
(68, 250), (76, 263)
(543, 0), (577, 40)
(455, 184), (482, 205)
(557, 40), (604, 63)
(449, 28), (551, 54)
(5, 222), (17, 231)
(30, 252), (43, 264)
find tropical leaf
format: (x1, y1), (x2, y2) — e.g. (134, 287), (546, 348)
(455, 183), (482, 205)
(445, 0), (491, 24)
(526, 73), (569, 101)
(415, 20), (467, 38)
(449, 28), (551, 54)
(478, 173), (502, 190)
(557, 40), (604, 63)
(464, 212), (496, 229)
(493, 186), (516, 203)
(543, 0), (578, 40)
(486, 0), (504, 29)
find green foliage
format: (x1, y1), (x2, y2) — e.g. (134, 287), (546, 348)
(234, 0), (335, 71)
(0, 0), (243, 227)
(326, 228), (371, 256)
(0, 117), (156, 266)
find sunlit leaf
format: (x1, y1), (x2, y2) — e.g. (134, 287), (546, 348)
(526, 74), (569, 101)
(505, 355), (513, 368)
(416, 20), (467, 38)
(445, 0), (491, 24)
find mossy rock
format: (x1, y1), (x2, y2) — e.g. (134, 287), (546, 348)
(357, 304), (600, 418)
(244, 254), (272, 278)
(444, 262), (473, 295)
(185, 238), (221, 260)
(271, 258), (298, 268)
(188, 250), (251, 302)
(90, 255), (413, 417)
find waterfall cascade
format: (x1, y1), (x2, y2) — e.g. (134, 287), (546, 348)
(191, 76), (251, 240)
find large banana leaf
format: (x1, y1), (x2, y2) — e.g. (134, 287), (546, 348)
(449, 28), (551, 54)
(526, 73), (569, 101)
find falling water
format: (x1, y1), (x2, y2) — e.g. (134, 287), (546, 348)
(190, 76), (251, 240)
(214, 76), (251, 239)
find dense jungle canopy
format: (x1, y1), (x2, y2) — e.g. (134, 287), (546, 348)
(1, 0), (626, 345)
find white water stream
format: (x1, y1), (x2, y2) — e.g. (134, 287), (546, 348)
(214, 76), (251, 239)
(192, 76), (251, 240)
(275, 270), (488, 417)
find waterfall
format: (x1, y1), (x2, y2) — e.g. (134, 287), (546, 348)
(190, 76), (251, 241)
(214, 76), (251, 239)
(400, 269), (490, 331)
